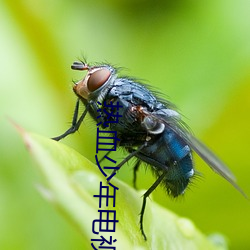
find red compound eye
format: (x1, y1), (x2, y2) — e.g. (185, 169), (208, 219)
(87, 68), (111, 92)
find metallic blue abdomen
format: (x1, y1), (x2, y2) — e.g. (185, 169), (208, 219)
(137, 128), (194, 197)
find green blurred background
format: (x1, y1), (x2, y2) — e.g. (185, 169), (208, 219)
(1, 0), (250, 249)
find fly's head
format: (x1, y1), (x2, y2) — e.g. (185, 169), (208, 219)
(72, 61), (116, 101)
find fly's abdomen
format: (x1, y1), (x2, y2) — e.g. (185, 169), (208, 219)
(138, 128), (194, 197)
(162, 129), (194, 196)
(164, 153), (193, 197)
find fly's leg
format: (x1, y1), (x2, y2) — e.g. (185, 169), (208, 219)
(127, 148), (141, 189)
(107, 143), (146, 182)
(99, 150), (113, 163)
(52, 100), (89, 141)
(140, 171), (167, 240)
(133, 160), (141, 189)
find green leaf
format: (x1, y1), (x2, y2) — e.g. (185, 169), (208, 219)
(19, 127), (227, 250)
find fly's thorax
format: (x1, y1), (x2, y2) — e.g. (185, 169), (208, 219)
(73, 63), (117, 103)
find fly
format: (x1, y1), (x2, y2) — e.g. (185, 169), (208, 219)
(52, 60), (247, 240)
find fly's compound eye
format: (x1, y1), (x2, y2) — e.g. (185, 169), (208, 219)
(87, 68), (111, 92)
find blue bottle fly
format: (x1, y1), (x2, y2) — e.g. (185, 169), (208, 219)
(52, 60), (246, 240)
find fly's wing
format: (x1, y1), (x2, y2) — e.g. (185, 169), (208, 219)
(150, 110), (247, 198)
(182, 131), (248, 198)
